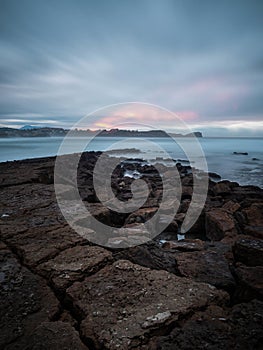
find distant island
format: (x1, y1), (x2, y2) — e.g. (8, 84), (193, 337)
(0, 126), (202, 138)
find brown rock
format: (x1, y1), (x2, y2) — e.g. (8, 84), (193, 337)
(6, 226), (86, 267)
(175, 249), (235, 292)
(222, 200), (241, 214)
(37, 245), (113, 292)
(243, 202), (263, 226)
(233, 238), (263, 266)
(66, 260), (228, 350)
(205, 208), (237, 241)
(162, 239), (205, 252)
(212, 181), (231, 196)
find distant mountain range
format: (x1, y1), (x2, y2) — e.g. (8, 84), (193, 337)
(0, 126), (202, 138)
(20, 124), (42, 130)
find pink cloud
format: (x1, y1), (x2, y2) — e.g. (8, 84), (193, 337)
(89, 104), (199, 130)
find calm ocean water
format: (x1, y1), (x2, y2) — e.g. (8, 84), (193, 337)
(0, 136), (262, 188)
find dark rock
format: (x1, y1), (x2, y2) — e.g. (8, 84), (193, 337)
(234, 263), (263, 302)
(212, 181), (232, 196)
(114, 242), (178, 274)
(243, 225), (263, 239)
(233, 152), (248, 155)
(14, 321), (89, 350)
(233, 238), (263, 266)
(0, 247), (59, 349)
(208, 172), (221, 180)
(151, 300), (263, 350)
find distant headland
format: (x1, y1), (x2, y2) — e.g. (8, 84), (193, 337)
(0, 126), (202, 138)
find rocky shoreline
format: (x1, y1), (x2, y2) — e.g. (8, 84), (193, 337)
(0, 152), (263, 349)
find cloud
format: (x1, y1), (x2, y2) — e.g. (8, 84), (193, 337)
(0, 0), (262, 135)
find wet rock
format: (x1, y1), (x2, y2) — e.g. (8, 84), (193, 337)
(205, 208), (237, 241)
(175, 249), (235, 292)
(0, 248), (59, 349)
(16, 321), (88, 350)
(66, 260), (228, 350)
(233, 238), (263, 266)
(234, 263), (263, 302)
(37, 245), (113, 292)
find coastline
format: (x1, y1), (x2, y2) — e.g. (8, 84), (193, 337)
(1, 136), (262, 188)
(0, 152), (263, 349)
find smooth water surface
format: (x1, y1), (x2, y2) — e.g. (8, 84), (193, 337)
(0, 136), (262, 187)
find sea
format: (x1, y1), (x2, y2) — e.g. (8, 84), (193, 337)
(0, 136), (262, 188)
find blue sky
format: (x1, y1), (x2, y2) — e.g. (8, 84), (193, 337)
(0, 0), (263, 136)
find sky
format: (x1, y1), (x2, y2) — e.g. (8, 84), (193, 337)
(0, 0), (263, 136)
